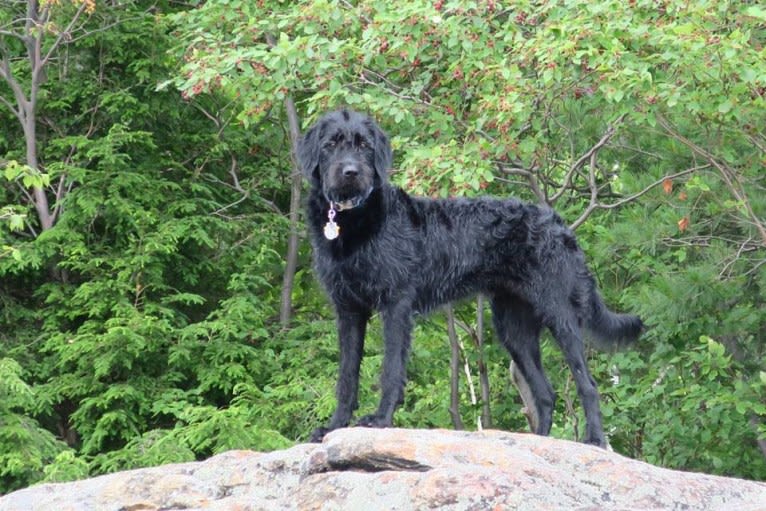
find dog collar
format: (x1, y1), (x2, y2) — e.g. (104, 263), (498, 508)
(332, 191), (371, 211)
(333, 199), (357, 211)
(325, 187), (373, 213)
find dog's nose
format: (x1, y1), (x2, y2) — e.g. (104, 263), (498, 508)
(342, 164), (359, 177)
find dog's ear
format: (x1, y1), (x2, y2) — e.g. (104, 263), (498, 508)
(372, 123), (393, 183)
(297, 123), (320, 185)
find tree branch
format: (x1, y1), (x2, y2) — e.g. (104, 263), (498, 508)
(0, 52), (28, 121)
(569, 165), (709, 230)
(39, 3), (89, 69)
(67, 14), (146, 45)
(569, 150), (599, 230)
(600, 165), (709, 210)
(359, 68), (435, 107)
(657, 114), (766, 246)
(550, 113), (626, 205)
(227, 154), (244, 193)
(0, 92), (20, 120)
(498, 165), (546, 203)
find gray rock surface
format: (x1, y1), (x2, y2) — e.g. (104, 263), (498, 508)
(2, 428), (764, 510)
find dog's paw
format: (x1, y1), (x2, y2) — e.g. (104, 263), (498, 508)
(309, 427), (331, 443)
(355, 414), (391, 428)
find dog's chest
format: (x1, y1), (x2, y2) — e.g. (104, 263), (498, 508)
(313, 234), (415, 305)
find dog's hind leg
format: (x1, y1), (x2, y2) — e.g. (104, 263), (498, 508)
(490, 294), (556, 437)
(547, 317), (606, 447)
(310, 309), (369, 442)
(356, 299), (413, 429)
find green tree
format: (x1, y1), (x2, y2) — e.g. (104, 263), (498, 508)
(0, 0), (98, 232)
(1, 1), (295, 492)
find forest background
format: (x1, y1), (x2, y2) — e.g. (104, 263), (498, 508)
(1, 0), (764, 494)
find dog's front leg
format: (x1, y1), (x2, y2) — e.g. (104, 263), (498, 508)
(310, 310), (369, 442)
(357, 300), (413, 428)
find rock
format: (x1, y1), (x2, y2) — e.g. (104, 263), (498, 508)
(0, 443), (315, 511)
(2, 428), (765, 510)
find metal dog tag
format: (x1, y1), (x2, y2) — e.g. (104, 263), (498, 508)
(323, 221), (340, 240)
(324, 204), (340, 240)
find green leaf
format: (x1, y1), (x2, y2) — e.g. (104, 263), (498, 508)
(8, 214), (25, 232)
(718, 100), (733, 114)
(3, 160), (22, 180)
(744, 6), (766, 22)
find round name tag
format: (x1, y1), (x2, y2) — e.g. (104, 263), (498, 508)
(324, 221), (340, 240)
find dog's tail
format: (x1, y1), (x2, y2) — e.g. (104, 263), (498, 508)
(585, 284), (643, 351)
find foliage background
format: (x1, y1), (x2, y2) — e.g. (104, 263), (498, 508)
(1, 0), (764, 493)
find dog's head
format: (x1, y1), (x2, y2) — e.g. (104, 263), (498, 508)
(297, 109), (392, 206)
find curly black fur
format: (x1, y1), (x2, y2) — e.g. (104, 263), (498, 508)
(299, 109), (642, 447)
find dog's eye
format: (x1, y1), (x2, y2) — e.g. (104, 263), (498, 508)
(358, 140), (369, 149)
(323, 140), (336, 149)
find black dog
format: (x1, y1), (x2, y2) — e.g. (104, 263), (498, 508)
(298, 109), (642, 447)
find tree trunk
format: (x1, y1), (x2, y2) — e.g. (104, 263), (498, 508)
(446, 305), (464, 430)
(510, 360), (540, 433)
(279, 97), (302, 327)
(476, 295), (491, 429)
(23, 107), (54, 231)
